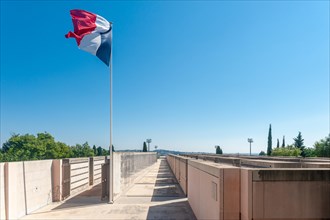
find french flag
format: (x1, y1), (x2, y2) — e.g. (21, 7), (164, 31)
(65, 9), (112, 66)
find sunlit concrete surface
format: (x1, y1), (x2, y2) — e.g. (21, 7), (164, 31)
(21, 158), (196, 220)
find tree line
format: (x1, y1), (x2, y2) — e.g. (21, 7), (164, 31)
(0, 132), (113, 162)
(260, 124), (330, 157)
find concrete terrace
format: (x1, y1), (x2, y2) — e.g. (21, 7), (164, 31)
(21, 158), (196, 220)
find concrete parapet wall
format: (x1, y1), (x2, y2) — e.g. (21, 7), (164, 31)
(113, 152), (157, 199)
(240, 159), (302, 168)
(179, 158), (188, 195)
(166, 154), (189, 195)
(5, 162), (26, 220)
(24, 160), (53, 214)
(0, 163), (6, 220)
(245, 168), (330, 220)
(1, 160), (53, 220)
(167, 155), (240, 219)
(0, 156), (108, 220)
(167, 154), (330, 220)
(187, 159), (240, 220)
(184, 154), (330, 168)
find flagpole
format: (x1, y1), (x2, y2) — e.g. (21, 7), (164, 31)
(109, 22), (114, 204)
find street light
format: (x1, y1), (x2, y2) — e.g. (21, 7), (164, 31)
(247, 138), (253, 156)
(146, 139), (152, 152)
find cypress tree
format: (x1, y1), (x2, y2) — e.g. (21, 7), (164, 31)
(143, 142), (148, 152)
(267, 124), (272, 156)
(282, 136), (285, 148)
(216, 146), (223, 154)
(294, 132), (305, 157)
(277, 139), (279, 148)
(93, 145), (97, 155)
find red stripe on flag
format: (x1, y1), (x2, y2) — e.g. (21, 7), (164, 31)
(65, 9), (97, 45)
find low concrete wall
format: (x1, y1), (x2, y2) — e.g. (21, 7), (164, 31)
(0, 157), (108, 220)
(2, 160), (53, 219)
(187, 159), (240, 220)
(166, 155), (188, 195)
(184, 154), (330, 168)
(241, 158), (302, 168)
(5, 162), (27, 220)
(167, 154), (330, 220)
(24, 160), (53, 214)
(167, 154), (240, 219)
(242, 169), (330, 220)
(113, 152), (157, 199)
(301, 162), (330, 168)
(0, 163), (5, 220)
(179, 157), (188, 195)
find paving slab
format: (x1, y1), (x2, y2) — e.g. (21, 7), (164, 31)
(126, 184), (182, 197)
(137, 176), (177, 184)
(22, 158), (196, 220)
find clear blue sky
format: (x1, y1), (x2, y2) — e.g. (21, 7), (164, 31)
(1, 1), (329, 154)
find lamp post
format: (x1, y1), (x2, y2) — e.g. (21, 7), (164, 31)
(247, 138), (253, 156)
(146, 139), (152, 152)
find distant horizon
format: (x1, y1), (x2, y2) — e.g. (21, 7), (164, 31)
(1, 129), (328, 154)
(1, 131), (328, 155)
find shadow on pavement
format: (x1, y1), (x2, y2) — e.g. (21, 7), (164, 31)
(52, 183), (107, 210)
(147, 158), (197, 220)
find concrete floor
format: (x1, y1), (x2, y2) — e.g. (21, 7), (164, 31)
(22, 158), (196, 220)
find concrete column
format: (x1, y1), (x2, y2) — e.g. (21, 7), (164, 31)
(51, 160), (62, 202)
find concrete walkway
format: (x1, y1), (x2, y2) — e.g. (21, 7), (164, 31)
(22, 158), (196, 220)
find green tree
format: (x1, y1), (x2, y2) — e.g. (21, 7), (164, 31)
(82, 142), (94, 157)
(276, 139), (279, 148)
(1, 132), (74, 161)
(2, 133), (45, 161)
(38, 133), (72, 159)
(314, 135), (330, 157)
(216, 146), (223, 154)
(112, 145), (115, 152)
(143, 142), (147, 152)
(71, 142), (94, 158)
(271, 146), (301, 157)
(93, 145), (97, 155)
(97, 146), (103, 156)
(0, 150), (3, 162)
(294, 132), (305, 157)
(259, 151), (266, 156)
(102, 148), (108, 156)
(282, 136), (285, 148)
(71, 144), (83, 157)
(304, 148), (316, 157)
(267, 124), (272, 156)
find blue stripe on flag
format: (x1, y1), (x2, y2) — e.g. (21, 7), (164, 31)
(96, 26), (112, 66)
